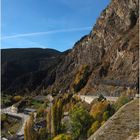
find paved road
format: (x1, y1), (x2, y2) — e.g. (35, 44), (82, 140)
(1, 107), (30, 136)
(79, 95), (118, 104)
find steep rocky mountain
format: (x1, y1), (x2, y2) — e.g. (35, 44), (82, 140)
(2, 0), (139, 96)
(49, 0), (139, 95)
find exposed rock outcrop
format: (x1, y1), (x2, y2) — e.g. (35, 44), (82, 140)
(2, 0), (139, 96)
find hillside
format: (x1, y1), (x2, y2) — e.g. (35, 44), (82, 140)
(48, 0), (139, 95)
(88, 99), (139, 140)
(1, 48), (64, 94)
(1, 0), (139, 96)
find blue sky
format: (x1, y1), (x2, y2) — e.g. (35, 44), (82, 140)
(1, 0), (111, 52)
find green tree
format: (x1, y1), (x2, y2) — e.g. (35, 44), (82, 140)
(103, 111), (109, 121)
(98, 94), (106, 102)
(38, 128), (47, 140)
(70, 105), (93, 140)
(87, 121), (101, 137)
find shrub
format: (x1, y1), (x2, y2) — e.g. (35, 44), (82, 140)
(90, 101), (109, 121)
(1, 113), (7, 122)
(98, 94), (106, 102)
(38, 128), (47, 140)
(37, 107), (45, 118)
(72, 65), (90, 92)
(115, 95), (132, 110)
(53, 134), (72, 140)
(87, 121), (101, 137)
(12, 95), (23, 102)
(103, 111), (110, 121)
(101, 121), (106, 125)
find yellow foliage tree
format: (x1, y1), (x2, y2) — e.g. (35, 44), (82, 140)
(90, 101), (109, 121)
(12, 95), (22, 102)
(24, 114), (37, 140)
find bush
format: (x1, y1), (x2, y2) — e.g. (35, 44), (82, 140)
(98, 94), (106, 102)
(72, 65), (90, 92)
(87, 121), (101, 137)
(38, 128), (47, 140)
(53, 134), (72, 140)
(1, 95), (12, 107)
(12, 96), (23, 102)
(1, 113), (7, 122)
(115, 95), (132, 110)
(90, 101), (109, 121)
(101, 121), (106, 125)
(37, 107), (45, 118)
(103, 111), (110, 121)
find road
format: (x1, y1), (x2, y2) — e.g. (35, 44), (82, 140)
(1, 106), (30, 136)
(79, 95), (118, 104)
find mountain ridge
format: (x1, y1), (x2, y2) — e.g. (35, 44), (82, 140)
(2, 0), (139, 96)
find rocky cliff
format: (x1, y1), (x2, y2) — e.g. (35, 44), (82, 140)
(49, 0), (139, 95)
(2, 0), (139, 96)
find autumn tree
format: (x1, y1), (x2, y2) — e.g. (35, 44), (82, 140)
(24, 113), (37, 140)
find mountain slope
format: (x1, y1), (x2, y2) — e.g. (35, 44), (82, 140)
(2, 0), (139, 95)
(1, 48), (63, 94)
(48, 0), (139, 95)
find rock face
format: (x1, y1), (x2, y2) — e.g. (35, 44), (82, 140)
(2, 0), (139, 95)
(49, 0), (139, 95)
(88, 99), (139, 140)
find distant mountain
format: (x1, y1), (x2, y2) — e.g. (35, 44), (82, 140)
(1, 48), (65, 94)
(2, 0), (139, 96)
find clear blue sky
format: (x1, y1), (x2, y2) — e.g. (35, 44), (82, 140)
(1, 0), (111, 52)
